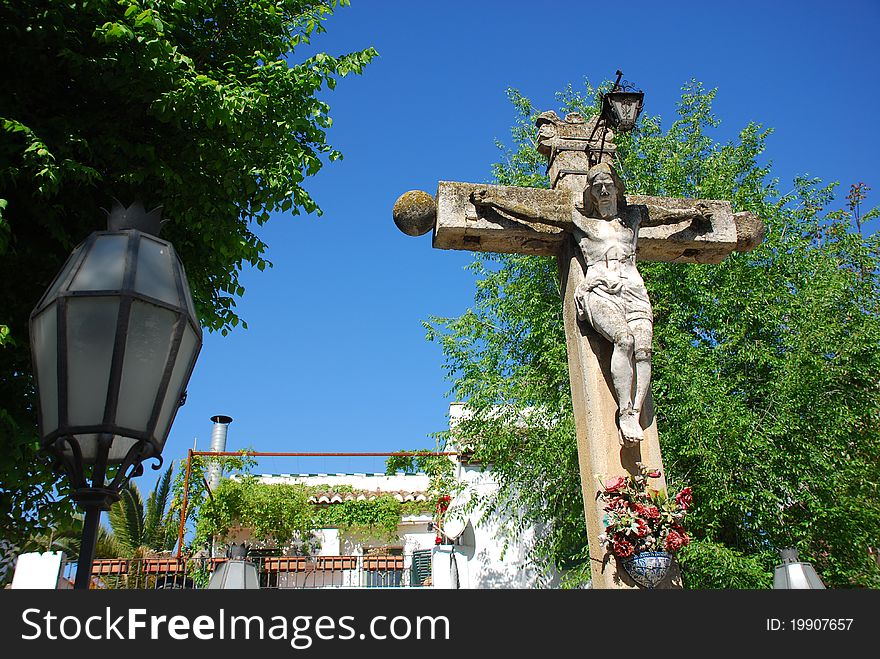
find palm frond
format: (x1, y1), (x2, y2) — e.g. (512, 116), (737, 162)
(108, 483), (145, 555)
(145, 466), (173, 548)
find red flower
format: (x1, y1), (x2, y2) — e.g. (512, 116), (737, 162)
(671, 525), (690, 545)
(604, 476), (627, 492)
(646, 469), (662, 479)
(643, 505), (660, 520)
(664, 529), (688, 552)
(634, 518), (649, 538)
(605, 497), (629, 512)
(612, 536), (634, 558)
(675, 487), (693, 510)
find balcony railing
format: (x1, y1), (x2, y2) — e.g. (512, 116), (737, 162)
(60, 551), (433, 589)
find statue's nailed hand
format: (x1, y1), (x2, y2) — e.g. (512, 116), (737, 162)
(470, 188), (495, 208)
(693, 202), (713, 233)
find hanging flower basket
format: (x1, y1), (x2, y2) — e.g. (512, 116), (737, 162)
(595, 463), (691, 588)
(621, 550), (673, 589)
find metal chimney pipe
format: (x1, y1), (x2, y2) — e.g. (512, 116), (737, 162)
(207, 415), (233, 491)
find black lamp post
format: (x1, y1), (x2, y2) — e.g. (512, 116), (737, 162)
(29, 201), (202, 589)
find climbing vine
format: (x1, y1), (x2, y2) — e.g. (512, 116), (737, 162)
(192, 478), (434, 551)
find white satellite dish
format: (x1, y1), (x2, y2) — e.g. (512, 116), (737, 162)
(439, 491), (470, 540)
(441, 513), (467, 541)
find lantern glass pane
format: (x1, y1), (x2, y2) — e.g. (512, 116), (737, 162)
(608, 93), (643, 132)
(179, 260), (197, 319)
(70, 234), (128, 291)
(787, 564), (812, 588)
(116, 300), (178, 433)
(31, 304), (59, 436)
(66, 296), (120, 427)
(612, 100), (635, 129)
(153, 323), (198, 449)
(41, 246), (83, 307)
(134, 236), (180, 306)
(107, 435), (140, 463)
(63, 433), (139, 464)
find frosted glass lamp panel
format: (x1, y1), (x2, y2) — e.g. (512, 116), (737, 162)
(134, 237), (180, 306)
(153, 324), (198, 450)
(31, 304), (59, 435)
(116, 301), (177, 432)
(60, 433), (138, 464)
(70, 235), (128, 291)
(41, 245), (84, 304)
(179, 260), (197, 319)
(106, 435), (140, 463)
(65, 297), (120, 427)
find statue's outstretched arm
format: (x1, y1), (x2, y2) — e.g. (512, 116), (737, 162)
(470, 188), (567, 229)
(640, 202), (713, 230)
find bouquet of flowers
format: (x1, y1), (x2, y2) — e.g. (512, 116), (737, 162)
(597, 463), (691, 559)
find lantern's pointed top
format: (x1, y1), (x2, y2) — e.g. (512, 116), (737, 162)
(105, 199), (164, 236)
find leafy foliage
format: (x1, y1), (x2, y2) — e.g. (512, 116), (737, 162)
(0, 0), (375, 548)
(426, 80), (880, 587)
(385, 450), (458, 502)
(107, 465), (177, 556)
(168, 451), (256, 551)
(193, 477), (433, 551)
(676, 539), (773, 589)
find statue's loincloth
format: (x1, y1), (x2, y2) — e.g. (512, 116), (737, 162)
(575, 278), (652, 327)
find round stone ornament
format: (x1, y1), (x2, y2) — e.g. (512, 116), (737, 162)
(392, 190), (436, 237)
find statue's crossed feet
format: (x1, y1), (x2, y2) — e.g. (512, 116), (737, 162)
(618, 407), (644, 446)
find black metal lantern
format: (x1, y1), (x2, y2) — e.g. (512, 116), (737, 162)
(773, 548), (826, 589)
(601, 71), (644, 133)
(590, 70), (645, 165)
(29, 200), (202, 588)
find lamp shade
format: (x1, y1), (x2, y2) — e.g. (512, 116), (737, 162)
(207, 560), (260, 589)
(773, 548), (826, 589)
(602, 90), (644, 132)
(29, 204), (202, 477)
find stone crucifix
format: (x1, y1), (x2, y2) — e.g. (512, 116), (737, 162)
(393, 110), (763, 588)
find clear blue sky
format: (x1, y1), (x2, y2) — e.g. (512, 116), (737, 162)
(144, 0), (880, 491)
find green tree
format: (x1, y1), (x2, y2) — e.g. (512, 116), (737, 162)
(13, 508), (120, 561)
(168, 450), (256, 552)
(107, 465), (176, 556)
(426, 80), (880, 588)
(0, 1), (376, 547)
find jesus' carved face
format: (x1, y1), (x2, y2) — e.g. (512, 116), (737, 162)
(590, 173), (618, 219)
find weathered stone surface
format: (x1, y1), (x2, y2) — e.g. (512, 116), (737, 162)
(432, 184), (762, 262)
(734, 210), (766, 252)
(433, 181), (571, 255)
(392, 189), (436, 237)
(629, 195), (737, 264)
(536, 111), (615, 196)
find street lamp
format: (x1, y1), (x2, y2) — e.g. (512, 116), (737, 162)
(600, 70), (644, 133)
(589, 70), (645, 164)
(29, 200), (202, 589)
(773, 548), (826, 589)
(206, 543), (260, 589)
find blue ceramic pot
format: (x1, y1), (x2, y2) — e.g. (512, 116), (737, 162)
(621, 551), (672, 588)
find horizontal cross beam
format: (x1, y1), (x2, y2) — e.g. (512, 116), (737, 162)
(432, 181), (763, 263)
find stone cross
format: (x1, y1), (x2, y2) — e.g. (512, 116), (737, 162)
(393, 111), (764, 588)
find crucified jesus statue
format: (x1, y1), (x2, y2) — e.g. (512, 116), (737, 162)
(469, 161), (711, 444)
(394, 105), (763, 587)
